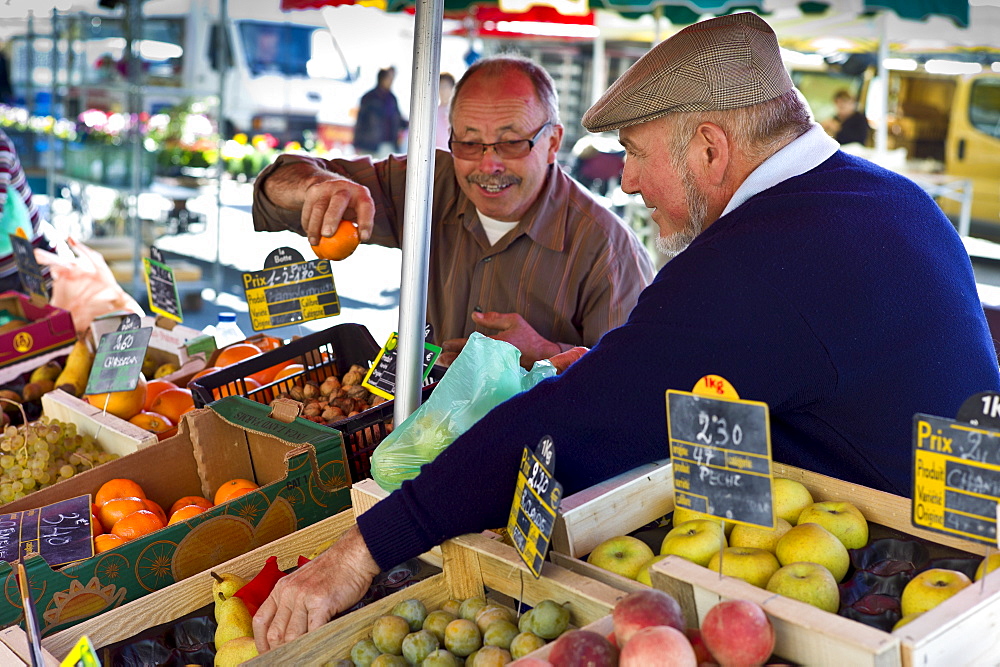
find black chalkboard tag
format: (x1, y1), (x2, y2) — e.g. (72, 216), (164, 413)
(84, 325), (153, 396)
(912, 394), (1000, 546)
(242, 247), (340, 331)
(143, 249), (183, 323)
(0, 495), (95, 568)
(507, 436), (562, 579)
(363, 324), (443, 401)
(9, 233), (48, 303)
(117, 313), (142, 332)
(150, 245), (164, 263)
(667, 375), (775, 530)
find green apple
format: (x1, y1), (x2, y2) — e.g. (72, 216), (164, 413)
(975, 553), (1000, 581)
(893, 613), (923, 631)
(900, 568), (972, 616)
(707, 547), (780, 588)
(587, 535), (655, 580)
(796, 501), (869, 550)
(659, 519), (727, 567)
(672, 506), (734, 536)
(729, 517), (792, 554)
(773, 478), (814, 525)
(765, 562), (840, 613)
(775, 523), (850, 582)
(636, 554), (669, 586)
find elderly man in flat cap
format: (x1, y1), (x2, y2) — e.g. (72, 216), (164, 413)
(254, 14), (999, 651)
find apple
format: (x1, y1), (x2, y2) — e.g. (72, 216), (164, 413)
(975, 553), (1000, 581)
(619, 625), (697, 667)
(612, 588), (686, 647)
(636, 554), (669, 586)
(773, 478), (814, 525)
(729, 517), (792, 554)
(700, 599), (775, 667)
(548, 629), (617, 667)
(900, 568), (972, 616)
(587, 535), (655, 580)
(659, 519), (727, 567)
(893, 613), (923, 631)
(765, 562), (840, 613)
(707, 547), (780, 589)
(796, 501), (869, 550)
(775, 523), (850, 582)
(672, 506), (734, 536)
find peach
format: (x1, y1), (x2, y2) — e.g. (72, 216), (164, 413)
(620, 625), (697, 667)
(612, 589), (685, 647)
(700, 599), (775, 667)
(548, 629), (617, 667)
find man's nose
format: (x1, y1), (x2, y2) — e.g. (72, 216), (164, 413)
(620, 161), (638, 195)
(477, 146), (506, 171)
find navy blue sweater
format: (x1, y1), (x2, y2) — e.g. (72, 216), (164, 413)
(358, 152), (1000, 569)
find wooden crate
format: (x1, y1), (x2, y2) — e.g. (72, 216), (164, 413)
(41, 388), (158, 455)
(0, 627), (60, 666)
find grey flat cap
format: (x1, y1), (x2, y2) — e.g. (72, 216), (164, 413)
(583, 12), (794, 133)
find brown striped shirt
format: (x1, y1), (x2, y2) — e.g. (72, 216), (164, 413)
(252, 150), (655, 349)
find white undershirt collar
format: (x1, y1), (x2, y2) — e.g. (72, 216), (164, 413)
(477, 210), (519, 246)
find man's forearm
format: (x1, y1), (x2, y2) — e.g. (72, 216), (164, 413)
(261, 159), (341, 210)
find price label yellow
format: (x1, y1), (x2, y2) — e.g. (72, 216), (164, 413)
(242, 253), (340, 331)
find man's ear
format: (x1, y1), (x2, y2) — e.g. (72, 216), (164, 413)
(547, 124), (565, 164)
(692, 122), (730, 186)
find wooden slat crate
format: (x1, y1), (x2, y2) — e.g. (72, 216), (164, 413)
(0, 627), (60, 666)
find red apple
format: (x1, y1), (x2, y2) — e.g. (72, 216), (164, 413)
(548, 629), (618, 667)
(685, 628), (714, 664)
(613, 588), (685, 647)
(620, 625), (697, 666)
(700, 600), (775, 667)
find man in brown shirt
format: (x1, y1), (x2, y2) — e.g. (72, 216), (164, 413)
(252, 55), (654, 368)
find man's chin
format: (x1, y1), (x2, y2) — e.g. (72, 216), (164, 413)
(655, 233), (695, 259)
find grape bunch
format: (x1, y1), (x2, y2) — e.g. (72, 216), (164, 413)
(0, 416), (119, 505)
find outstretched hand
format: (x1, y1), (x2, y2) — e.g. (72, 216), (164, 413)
(472, 311), (562, 369)
(252, 525), (380, 654)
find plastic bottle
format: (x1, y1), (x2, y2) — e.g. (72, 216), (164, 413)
(213, 312), (246, 348)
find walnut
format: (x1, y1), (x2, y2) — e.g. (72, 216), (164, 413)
(302, 381), (320, 400)
(345, 384), (370, 401)
(320, 377), (341, 397)
(322, 406), (345, 422)
(341, 370), (363, 386)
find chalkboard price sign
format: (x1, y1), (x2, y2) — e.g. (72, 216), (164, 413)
(242, 247), (340, 331)
(143, 255), (183, 323)
(9, 233), (47, 302)
(667, 389), (775, 529)
(911, 412), (1000, 546)
(363, 325), (443, 401)
(0, 495), (94, 567)
(84, 325), (153, 396)
(507, 436), (562, 579)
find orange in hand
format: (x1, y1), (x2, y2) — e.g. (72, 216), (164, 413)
(168, 505), (207, 525)
(111, 510), (165, 541)
(169, 495), (214, 516)
(95, 479), (146, 507)
(311, 220), (360, 261)
(94, 533), (124, 553)
(214, 479), (259, 505)
(98, 497), (148, 533)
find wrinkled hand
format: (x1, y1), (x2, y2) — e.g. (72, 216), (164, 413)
(548, 346), (589, 374)
(252, 526), (380, 653)
(301, 178), (375, 247)
(438, 337), (468, 368)
(472, 311), (561, 370)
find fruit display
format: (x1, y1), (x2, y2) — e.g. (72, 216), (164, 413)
(267, 364), (387, 425)
(79, 373), (195, 442)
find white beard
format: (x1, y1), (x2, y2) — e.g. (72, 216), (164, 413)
(656, 170), (708, 259)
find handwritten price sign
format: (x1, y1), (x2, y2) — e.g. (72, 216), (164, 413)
(0, 495), (94, 567)
(507, 437), (562, 579)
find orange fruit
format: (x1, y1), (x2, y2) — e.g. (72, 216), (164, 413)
(85, 374), (148, 421)
(169, 495), (214, 516)
(273, 364), (304, 382)
(95, 479), (147, 507)
(190, 367), (221, 383)
(94, 533), (124, 553)
(128, 411), (175, 435)
(143, 498), (167, 525)
(144, 379), (179, 411)
(91, 512), (102, 537)
(214, 479), (258, 505)
(254, 336), (283, 352)
(168, 505), (207, 525)
(215, 343), (262, 369)
(212, 376), (262, 400)
(98, 497), (148, 533)
(249, 361), (291, 386)
(111, 510), (165, 542)
(311, 220), (360, 261)
(219, 486), (256, 503)
(149, 388), (196, 424)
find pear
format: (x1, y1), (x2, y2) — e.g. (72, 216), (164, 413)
(211, 571), (249, 601)
(214, 636), (258, 666)
(29, 360), (62, 384)
(214, 595), (254, 648)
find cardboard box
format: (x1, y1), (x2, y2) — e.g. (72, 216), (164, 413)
(0, 292), (76, 369)
(0, 395), (352, 637)
(41, 389), (159, 455)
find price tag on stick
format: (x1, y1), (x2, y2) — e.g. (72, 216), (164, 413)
(242, 247), (340, 331)
(507, 436), (562, 579)
(667, 376), (775, 530)
(911, 392), (1000, 546)
(84, 323), (152, 396)
(9, 233), (48, 303)
(143, 249), (183, 323)
(363, 324), (442, 401)
(0, 495), (95, 568)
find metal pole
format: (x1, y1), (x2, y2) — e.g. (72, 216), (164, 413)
(126, 0), (145, 297)
(215, 0), (230, 297)
(591, 28), (605, 106)
(46, 10), (59, 202)
(26, 12), (35, 116)
(875, 11), (889, 158)
(394, 0), (444, 424)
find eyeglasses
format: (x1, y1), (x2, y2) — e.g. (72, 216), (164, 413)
(449, 122), (552, 160)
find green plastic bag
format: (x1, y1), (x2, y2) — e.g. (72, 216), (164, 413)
(0, 188), (33, 256)
(370, 332), (557, 492)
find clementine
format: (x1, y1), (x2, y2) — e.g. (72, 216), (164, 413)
(168, 505), (207, 525)
(91, 512), (102, 537)
(95, 478), (147, 507)
(191, 367), (221, 382)
(214, 478), (259, 505)
(215, 343), (262, 368)
(273, 364), (305, 383)
(111, 510), (165, 541)
(144, 379), (179, 411)
(212, 376), (262, 400)
(85, 374), (148, 421)
(128, 411), (175, 436)
(253, 336), (283, 352)
(143, 498), (167, 525)
(219, 486), (257, 503)
(98, 497), (148, 533)
(169, 495), (214, 516)
(311, 220), (360, 261)
(149, 388), (196, 424)
(94, 533), (124, 553)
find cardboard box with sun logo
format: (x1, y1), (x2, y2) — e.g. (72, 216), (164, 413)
(0, 291), (75, 370)
(0, 394), (351, 637)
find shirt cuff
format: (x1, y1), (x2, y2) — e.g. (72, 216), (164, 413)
(355, 487), (440, 571)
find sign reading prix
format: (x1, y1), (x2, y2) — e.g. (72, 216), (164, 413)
(84, 324), (152, 396)
(667, 380), (775, 529)
(507, 437), (562, 579)
(242, 247), (340, 331)
(0, 495), (94, 567)
(9, 233), (48, 302)
(143, 253), (183, 323)
(363, 324), (442, 401)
